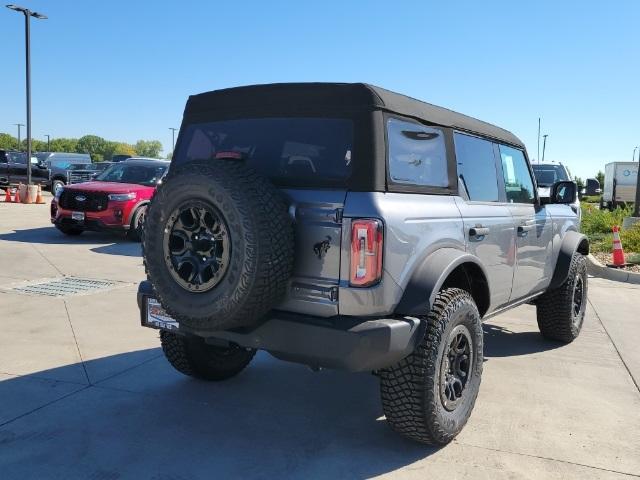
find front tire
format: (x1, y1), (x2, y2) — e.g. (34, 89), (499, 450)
(127, 205), (147, 242)
(160, 331), (256, 381)
(536, 252), (588, 343)
(52, 180), (65, 196)
(380, 288), (483, 445)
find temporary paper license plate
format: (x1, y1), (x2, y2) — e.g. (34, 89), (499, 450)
(145, 297), (179, 331)
(71, 211), (85, 221)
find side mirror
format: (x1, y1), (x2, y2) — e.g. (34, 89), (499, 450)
(550, 181), (577, 204)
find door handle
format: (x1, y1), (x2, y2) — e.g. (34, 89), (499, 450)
(469, 226), (490, 238)
(517, 224), (534, 236)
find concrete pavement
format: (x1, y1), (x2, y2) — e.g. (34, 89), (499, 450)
(0, 195), (639, 479)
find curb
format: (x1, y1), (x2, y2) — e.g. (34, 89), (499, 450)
(586, 254), (640, 285)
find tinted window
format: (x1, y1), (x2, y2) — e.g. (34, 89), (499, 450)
(387, 118), (448, 187)
(96, 163), (167, 186)
(499, 145), (535, 204)
(9, 152), (27, 164)
(454, 133), (499, 202)
(174, 118), (353, 186)
(531, 164), (569, 186)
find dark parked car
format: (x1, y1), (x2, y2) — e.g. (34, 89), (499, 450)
(138, 83), (587, 445)
(36, 152), (92, 193)
(0, 151), (50, 188)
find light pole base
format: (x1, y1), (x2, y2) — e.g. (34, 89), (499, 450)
(622, 216), (640, 230)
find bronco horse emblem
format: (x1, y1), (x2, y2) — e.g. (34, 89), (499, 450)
(313, 236), (332, 259)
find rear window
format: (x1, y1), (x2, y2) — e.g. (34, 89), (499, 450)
(173, 117), (353, 186)
(531, 164), (569, 186)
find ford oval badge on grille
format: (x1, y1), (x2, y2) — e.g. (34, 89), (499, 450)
(75, 195), (86, 202)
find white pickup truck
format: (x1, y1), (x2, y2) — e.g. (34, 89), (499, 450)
(601, 162), (638, 210)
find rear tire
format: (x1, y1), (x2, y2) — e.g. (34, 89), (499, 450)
(56, 224), (83, 236)
(536, 252), (587, 343)
(160, 331), (256, 381)
(379, 288), (483, 445)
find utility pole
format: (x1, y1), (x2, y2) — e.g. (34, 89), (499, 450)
(537, 117), (541, 163)
(14, 123), (25, 150)
(541, 134), (549, 163)
(45, 134), (50, 151)
(634, 146), (639, 162)
(169, 127), (177, 151)
(7, 4), (48, 185)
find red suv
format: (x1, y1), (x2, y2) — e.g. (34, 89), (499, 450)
(51, 159), (169, 241)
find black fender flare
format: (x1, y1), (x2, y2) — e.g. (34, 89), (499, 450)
(548, 230), (589, 289)
(394, 248), (490, 317)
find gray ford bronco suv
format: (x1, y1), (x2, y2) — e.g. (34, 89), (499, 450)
(138, 83), (588, 445)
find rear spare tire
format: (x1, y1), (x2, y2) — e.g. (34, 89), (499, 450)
(143, 160), (293, 331)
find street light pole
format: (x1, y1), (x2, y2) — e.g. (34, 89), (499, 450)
(542, 134), (549, 163)
(6, 4), (47, 186)
(13, 123), (24, 150)
(537, 117), (541, 163)
(169, 127), (177, 151)
(45, 134), (50, 151)
(634, 146), (639, 162)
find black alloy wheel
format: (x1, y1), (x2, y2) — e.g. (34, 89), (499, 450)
(163, 201), (230, 293)
(440, 324), (473, 412)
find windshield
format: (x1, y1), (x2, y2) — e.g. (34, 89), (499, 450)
(173, 117), (353, 186)
(96, 163), (167, 186)
(532, 164), (569, 186)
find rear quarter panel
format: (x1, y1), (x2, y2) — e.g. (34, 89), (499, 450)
(339, 192), (464, 316)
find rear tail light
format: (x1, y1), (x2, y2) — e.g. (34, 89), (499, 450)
(350, 219), (383, 287)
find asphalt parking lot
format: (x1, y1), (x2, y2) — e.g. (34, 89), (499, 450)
(0, 193), (639, 480)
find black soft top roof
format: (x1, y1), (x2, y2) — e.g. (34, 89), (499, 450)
(184, 82), (524, 148)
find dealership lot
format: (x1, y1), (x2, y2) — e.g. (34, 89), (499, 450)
(0, 195), (639, 479)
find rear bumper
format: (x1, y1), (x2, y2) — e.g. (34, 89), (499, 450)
(137, 281), (422, 372)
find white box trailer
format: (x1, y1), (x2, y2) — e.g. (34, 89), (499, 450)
(602, 162), (638, 210)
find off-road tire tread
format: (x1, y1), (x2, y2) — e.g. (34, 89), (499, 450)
(142, 160), (293, 330)
(379, 288), (482, 445)
(160, 330), (256, 381)
(536, 253), (587, 343)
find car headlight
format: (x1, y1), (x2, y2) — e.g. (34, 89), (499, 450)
(108, 192), (136, 201)
(54, 187), (64, 199)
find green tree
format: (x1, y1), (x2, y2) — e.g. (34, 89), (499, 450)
(0, 133), (18, 150)
(20, 138), (47, 152)
(76, 135), (107, 161)
(134, 140), (163, 158)
(103, 141), (135, 160)
(574, 176), (584, 190)
(166, 151), (173, 160)
(596, 170), (605, 187)
(49, 137), (78, 153)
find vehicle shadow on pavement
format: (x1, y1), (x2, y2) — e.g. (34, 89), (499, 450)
(483, 322), (563, 358)
(0, 349), (437, 479)
(0, 226), (141, 257)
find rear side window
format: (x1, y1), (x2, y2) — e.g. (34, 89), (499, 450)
(174, 117), (353, 187)
(454, 133), (499, 202)
(499, 145), (535, 204)
(387, 118), (448, 187)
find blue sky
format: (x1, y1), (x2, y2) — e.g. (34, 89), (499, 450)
(1, 0), (639, 179)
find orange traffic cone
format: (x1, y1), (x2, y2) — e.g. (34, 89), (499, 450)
(35, 185), (45, 204)
(23, 185), (33, 204)
(4, 188), (12, 203)
(612, 226), (626, 267)
(14, 185), (21, 203)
